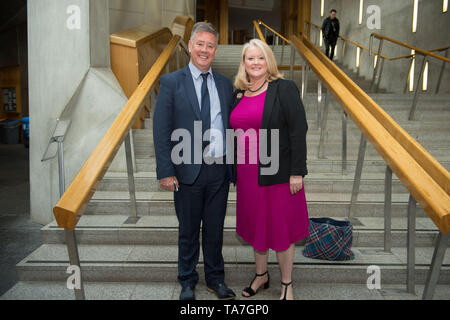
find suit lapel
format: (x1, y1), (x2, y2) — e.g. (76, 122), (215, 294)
(261, 80), (278, 129)
(231, 90), (245, 112)
(213, 72), (229, 129)
(182, 66), (201, 120)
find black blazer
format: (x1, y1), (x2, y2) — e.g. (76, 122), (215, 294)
(230, 78), (308, 186)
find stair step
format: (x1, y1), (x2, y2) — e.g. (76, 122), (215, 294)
(41, 215), (445, 247)
(131, 141), (450, 159)
(85, 191), (430, 218)
(98, 171), (412, 193)
(15, 244), (450, 285)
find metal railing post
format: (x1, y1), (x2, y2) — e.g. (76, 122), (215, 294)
(124, 131), (139, 223)
(422, 232), (449, 300)
(57, 141), (65, 197)
(57, 140), (85, 300)
(435, 48), (448, 94)
(301, 61), (307, 99)
(407, 194), (417, 294)
(318, 93), (330, 159)
(342, 112), (347, 173)
(176, 47), (180, 70)
(65, 229), (85, 300)
(384, 166), (392, 253)
(356, 48), (363, 77)
(290, 45), (295, 81)
(150, 87), (156, 119)
(341, 40), (346, 63)
(409, 55), (428, 120)
(303, 64), (309, 99)
(404, 57), (415, 94)
(370, 39), (384, 91)
(317, 81), (322, 130)
(348, 133), (367, 220)
(375, 57), (386, 93)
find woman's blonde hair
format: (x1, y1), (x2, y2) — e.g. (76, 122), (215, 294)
(234, 39), (284, 90)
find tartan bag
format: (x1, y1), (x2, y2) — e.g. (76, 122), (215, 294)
(302, 217), (355, 261)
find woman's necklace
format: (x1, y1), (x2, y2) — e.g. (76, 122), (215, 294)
(247, 80), (267, 93)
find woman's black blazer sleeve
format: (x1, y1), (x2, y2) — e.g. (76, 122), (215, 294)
(278, 79), (308, 177)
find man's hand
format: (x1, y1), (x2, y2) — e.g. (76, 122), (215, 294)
(289, 175), (303, 195)
(160, 176), (179, 192)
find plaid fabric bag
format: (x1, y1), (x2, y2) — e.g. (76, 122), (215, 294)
(302, 218), (355, 261)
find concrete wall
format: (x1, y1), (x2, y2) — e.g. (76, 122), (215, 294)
(109, 0), (195, 34)
(311, 0), (450, 94)
(28, 0), (128, 225)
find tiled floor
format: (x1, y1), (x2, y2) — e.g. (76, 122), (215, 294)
(2, 281), (450, 300)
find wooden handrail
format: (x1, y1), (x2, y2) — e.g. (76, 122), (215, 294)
(253, 20), (265, 42)
(301, 36), (450, 195)
(257, 19), (290, 44)
(256, 18), (450, 233)
(388, 45), (450, 61)
(110, 26), (172, 48)
(339, 35), (390, 60)
(429, 45), (450, 53)
(371, 33), (450, 63)
(306, 21), (449, 62)
(53, 35), (182, 230)
(291, 35), (450, 234)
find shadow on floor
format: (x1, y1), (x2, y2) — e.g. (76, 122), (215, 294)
(0, 144), (43, 296)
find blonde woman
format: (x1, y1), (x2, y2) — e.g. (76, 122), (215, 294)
(229, 39), (309, 300)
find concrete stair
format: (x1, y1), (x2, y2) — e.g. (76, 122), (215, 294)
(4, 44), (450, 300)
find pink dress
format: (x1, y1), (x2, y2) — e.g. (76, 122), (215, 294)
(230, 91), (310, 252)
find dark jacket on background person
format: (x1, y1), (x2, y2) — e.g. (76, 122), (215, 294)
(322, 17), (340, 43)
(230, 78), (308, 186)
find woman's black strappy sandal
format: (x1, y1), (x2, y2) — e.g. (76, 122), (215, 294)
(280, 281), (293, 300)
(242, 271), (270, 297)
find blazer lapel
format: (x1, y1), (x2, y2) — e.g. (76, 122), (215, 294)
(213, 73), (229, 129)
(261, 80), (279, 129)
(182, 66), (201, 120)
(231, 90), (245, 112)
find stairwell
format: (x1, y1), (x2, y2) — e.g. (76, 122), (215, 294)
(2, 45), (450, 300)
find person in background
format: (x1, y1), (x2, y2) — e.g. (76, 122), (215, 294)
(322, 9), (340, 60)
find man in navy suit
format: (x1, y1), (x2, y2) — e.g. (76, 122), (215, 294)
(153, 22), (235, 300)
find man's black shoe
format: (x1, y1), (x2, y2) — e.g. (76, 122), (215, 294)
(207, 283), (236, 300)
(180, 286), (195, 300)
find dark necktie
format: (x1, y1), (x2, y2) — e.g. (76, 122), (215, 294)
(200, 72), (211, 145)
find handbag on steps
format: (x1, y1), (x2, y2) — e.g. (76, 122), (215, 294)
(302, 217), (355, 261)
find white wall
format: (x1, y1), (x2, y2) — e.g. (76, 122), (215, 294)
(28, 0), (196, 226)
(311, 0), (450, 94)
(28, 0), (128, 225)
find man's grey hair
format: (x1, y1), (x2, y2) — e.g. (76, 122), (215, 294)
(190, 22), (219, 45)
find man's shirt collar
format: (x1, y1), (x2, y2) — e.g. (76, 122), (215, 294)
(189, 61), (213, 80)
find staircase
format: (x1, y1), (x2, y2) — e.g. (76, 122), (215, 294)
(2, 45), (450, 300)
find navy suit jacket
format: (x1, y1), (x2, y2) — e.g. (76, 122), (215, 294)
(153, 65), (234, 185)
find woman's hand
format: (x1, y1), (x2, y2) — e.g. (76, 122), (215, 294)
(289, 176), (303, 195)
